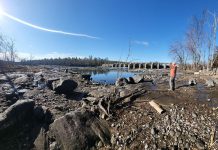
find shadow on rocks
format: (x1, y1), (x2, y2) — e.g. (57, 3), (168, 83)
(0, 100), (53, 150)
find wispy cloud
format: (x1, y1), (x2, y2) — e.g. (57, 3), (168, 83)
(133, 40), (149, 46)
(0, 10), (100, 39)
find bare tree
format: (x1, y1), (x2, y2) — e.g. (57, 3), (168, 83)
(0, 34), (4, 53)
(169, 10), (218, 71)
(7, 39), (17, 63)
(206, 11), (217, 71)
(0, 33), (17, 69)
(185, 12), (207, 70)
(169, 40), (188, 70)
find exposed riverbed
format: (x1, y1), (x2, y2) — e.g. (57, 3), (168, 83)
(0, 66), (218, 149)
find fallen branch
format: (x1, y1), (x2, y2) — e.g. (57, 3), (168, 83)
(209, 127), (216, 148)
(98, 98), (109, 117)
(107, 98), (111, 115)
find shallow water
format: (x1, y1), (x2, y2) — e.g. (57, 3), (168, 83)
(196, 83), (209, 101)
(91, 70), (138, 84)
(195, 83), (218, 107)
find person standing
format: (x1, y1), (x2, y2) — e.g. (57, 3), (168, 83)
(169, 62), (177, 91)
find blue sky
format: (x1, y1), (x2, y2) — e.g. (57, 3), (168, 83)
(0, 0), (218, 62)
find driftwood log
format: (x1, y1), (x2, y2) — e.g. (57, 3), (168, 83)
(149, 100), (164, 114)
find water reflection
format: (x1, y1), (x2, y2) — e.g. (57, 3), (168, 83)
(71, 68), (137, 84)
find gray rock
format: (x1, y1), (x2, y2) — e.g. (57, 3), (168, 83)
(49, 142), (58, 150)
(190, 135), (196, 143)
(179, 139), (182, 144)
(127, 77), (135, 84)
(52, 78), (78, 95)
(175, 131), (181, 137)
(188, 78), (197, 86)
(119, 89), (131, 98)
(17, 89), (28, 95)
(5, 88), (19, 102)
(206, 79), (215, 87)
(151, 128), (156, 135)
(192, 113), (197, 118)
(33, 128), (49, 150)
(144, 143), (148, 149)
(111, 134), (116, 145)
(213, 78), (218, 84)
(170, 130), (175, 137)
(47, 78), (60, 89)
(115, 77), (128, 86)
(0, 99), (35, 131)
(14, 75), (33, 85)
(50, 109), (111, 150)
(132, 74), (144, 83)
(193, 128), (198, 133)
(33, 106), (53, 123)
(196, 139), (205, 150)
(1, 83), (12, 91)
(97, 141), (103, 147)
(0, 75), (8, 83)
(185, 143), (190, 149)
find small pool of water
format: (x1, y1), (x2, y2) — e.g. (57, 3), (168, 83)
(196, 83), (209, 101)
(91, 70), (138, 84)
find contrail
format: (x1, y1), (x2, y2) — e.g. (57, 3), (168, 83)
(0, 10), (99, 39)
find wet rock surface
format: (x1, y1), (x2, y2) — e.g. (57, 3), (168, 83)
(0, 67), (218, 150)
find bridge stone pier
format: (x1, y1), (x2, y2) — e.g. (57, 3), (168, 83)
(102, 62), (170, 70)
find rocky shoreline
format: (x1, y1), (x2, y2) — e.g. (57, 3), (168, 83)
(0, 66), (218, 150)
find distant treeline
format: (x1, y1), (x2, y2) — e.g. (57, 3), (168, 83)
(17, 57), (118, 67)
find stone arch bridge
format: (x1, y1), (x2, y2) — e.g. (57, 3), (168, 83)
(102, 62), (170, 70)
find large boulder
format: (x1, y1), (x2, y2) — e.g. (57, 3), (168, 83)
(115, 77), (128, 86)
(0, 100), (54, 150)
(132, 74), (144, 83)
(52, 78), (78, 95)
(0, 99), (35, 131)
(50, 109), (111, 150)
